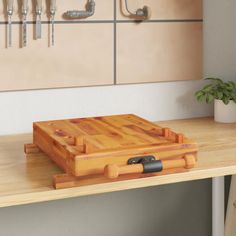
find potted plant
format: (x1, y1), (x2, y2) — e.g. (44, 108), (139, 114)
(195, 78), (236, 123)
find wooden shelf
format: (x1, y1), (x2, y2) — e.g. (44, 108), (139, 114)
(1, 117), (236, 208)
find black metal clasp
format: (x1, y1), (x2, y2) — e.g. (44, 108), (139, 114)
(127, 155), (156, 165)
(127, 155), (163, 174)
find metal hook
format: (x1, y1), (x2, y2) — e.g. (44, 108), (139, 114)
(124, 0), (151, 20)
(64, 0), (96, 19)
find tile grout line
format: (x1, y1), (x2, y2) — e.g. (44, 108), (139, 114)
(0, 19), (203, 25)
(117, 19), (203, 23)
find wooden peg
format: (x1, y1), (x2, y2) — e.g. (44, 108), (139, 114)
(183, 154), (196, 169)
(73, 136), (98, 154)
(84, 140), (97, 154)
(53, 174), (76, 189)
(24, 143), (41, 154)
(176, 134), (184, 143)
(73, 136), (87, 153)
(74, 136), (84, 146)
(162, 128), (170, 138)
(104, 154), (196, 179)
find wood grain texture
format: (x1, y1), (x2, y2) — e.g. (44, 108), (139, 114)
(0, 118), (236, 207)
(32, 114), (197, 178)
(103, 154), (196, 179)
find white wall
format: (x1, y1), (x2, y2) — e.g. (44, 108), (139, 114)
(0, 81), (212, 135)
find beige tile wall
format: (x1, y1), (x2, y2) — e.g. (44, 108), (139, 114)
(117, 0), (202, 20)
(0, 0), (202, 91)
(0, 0), (114, 21)
(0, 23), (113, 91)
(117, 22), (202, 84)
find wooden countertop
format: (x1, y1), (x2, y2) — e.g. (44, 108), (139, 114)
(0, 117), (236, 208)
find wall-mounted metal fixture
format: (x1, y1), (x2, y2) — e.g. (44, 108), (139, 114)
(7, 0), (14, 47)
(22, 0), (28, 47)
(124, 0), (151, 20)
(64, 0), (95, 19)
(50, 0), (57, 46)
(35, 0), (42, 39)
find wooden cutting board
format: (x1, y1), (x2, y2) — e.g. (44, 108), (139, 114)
(25, 114), (198, 189)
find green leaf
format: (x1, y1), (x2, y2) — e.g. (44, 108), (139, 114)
(228, 81), (236, 89)
(223, 90), (230, 97)
(205, 77), (224, 84)
(231, 94), (236, 102)
(226, 82), (234, 91)
(197, 94), (206, 102)
(229, 92), (236, 99)
(195, 90), (204, 98)
(222, 96), (230, 105)
(203, 84), (213, 92)
(216, 91), (223, 99)
(195, 77), (236, 104)
(206, 93), (214, 103)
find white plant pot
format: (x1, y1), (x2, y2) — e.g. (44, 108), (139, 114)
(214, 99), (236, 123)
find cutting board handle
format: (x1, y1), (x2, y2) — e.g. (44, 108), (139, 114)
(104, 154), (196, 179)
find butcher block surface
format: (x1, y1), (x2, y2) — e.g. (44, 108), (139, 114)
(32, 114), (197, 181)
(0, 118), (236, 207)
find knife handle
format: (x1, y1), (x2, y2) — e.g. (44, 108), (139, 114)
(7, 0), (14, 13)
(36, 0), (42, 12)
(50, 0), (56, 13)
(22, 0), (28, 14)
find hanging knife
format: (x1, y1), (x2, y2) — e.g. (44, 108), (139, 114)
(22, 0), (28, 47)
(50, 0), (56, 46)
(35, 0), (42, 39)
(7, 0), (14, 47)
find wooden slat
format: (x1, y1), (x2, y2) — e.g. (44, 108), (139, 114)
(53, 167), (188, 189)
